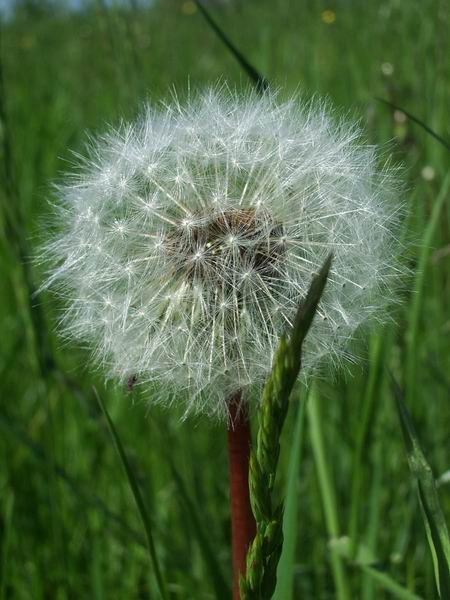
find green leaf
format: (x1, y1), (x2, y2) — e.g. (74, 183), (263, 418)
(272, 394), (306, 600)
(95, 389), (169, 600)
(375, 98), (450, 151)
(391, 375), (450, 598)
(331, 537), (424, 600)
(194, 0), (268, 93)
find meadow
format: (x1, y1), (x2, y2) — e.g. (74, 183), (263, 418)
(0, 0), (449, 598)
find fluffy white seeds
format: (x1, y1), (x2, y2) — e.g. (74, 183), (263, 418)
(41, 87), (403, 419)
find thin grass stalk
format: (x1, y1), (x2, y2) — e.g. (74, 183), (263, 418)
(348, 333), (385, 557)
(0, 25), (53, 378)
(391, 375), (450, 598)
(330, 538), (423, 600)
(405, 173), (450, 406)
(95, 390), (168, 600)
(168, 461), (231, 599)
(0, 492), (14, 600)
(307, 384), (350, 600)
(361, 431), (384, 600)
(273, 394), (306, 600)
(375, 98), (450, 151)
(194, 1), (268, 93)
(149, 411), (231, 599)
(0, 410), (147, 547)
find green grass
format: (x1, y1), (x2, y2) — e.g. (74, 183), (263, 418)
(0, 0), (449, 598)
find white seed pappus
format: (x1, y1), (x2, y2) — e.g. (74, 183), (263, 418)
(40, 87), (403, 419)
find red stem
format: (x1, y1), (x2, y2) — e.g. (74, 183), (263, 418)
(227, 392), (256, 600)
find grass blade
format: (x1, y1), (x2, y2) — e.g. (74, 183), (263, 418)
(307, 384), (350, 600)
(151, 412), (231, 598)
(0, 410), (146, 548)
(331, 538), (423, 600)
(0, 492), (14, 600)
(0, 24), (53, 378)
(95, 390), (169, 600)
(361, 433), (385, 600)
(194, 1), (269, 92)
(348, 333), (385, 557)
(273, 394), (306, 600)
(391, 375), (450, 598)
(406, 173), (450, 401)
(375, 98), (450, 151)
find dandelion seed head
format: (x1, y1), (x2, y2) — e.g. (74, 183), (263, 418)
(40, 86), (404, 420)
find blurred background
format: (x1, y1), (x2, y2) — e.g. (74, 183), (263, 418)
(0, 0), (449, 598)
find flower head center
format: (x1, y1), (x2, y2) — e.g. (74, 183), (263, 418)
(169, 208), (284, 284)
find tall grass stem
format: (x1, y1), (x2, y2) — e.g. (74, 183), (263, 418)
(307, 384), (350, 600)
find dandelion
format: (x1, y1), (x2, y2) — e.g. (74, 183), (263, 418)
(40, 86), (402, 421)
(381, 61), (394, 77)
(40, 86), (403, 599)
(321, 9), (336, 24)
(181, 1), (197, 15)
(421, 165), (435, 181)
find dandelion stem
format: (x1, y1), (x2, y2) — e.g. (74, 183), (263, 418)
(228, 391), (256, 600)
